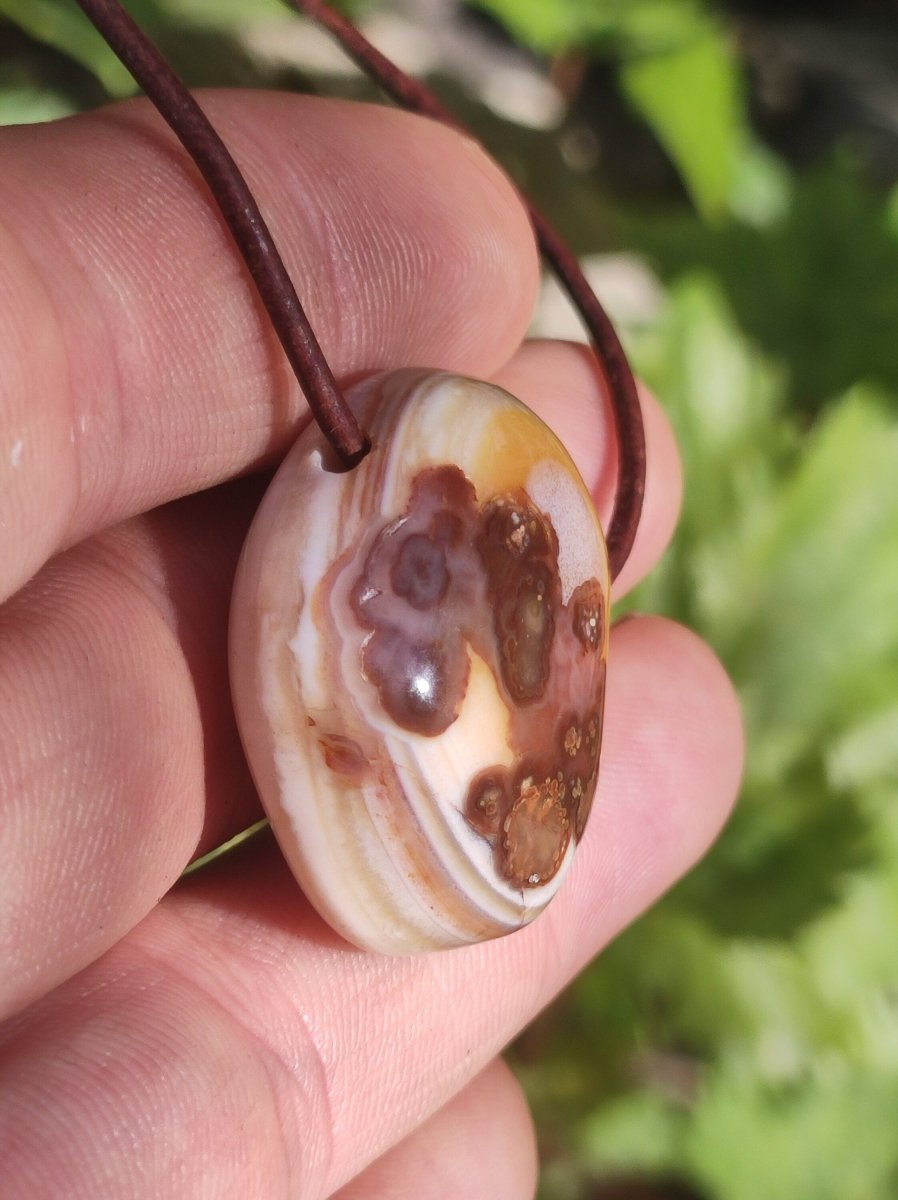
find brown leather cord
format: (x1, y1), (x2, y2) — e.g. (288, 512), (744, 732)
(73, 0), (644, 577)
(287, 0), (646, 581)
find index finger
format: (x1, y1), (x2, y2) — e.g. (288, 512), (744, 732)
(0, 91), (538, 602)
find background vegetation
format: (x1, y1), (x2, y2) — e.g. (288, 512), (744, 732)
(3, 1), (897, 1196)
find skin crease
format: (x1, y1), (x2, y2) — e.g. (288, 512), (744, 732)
(0, 93), (744, 1197)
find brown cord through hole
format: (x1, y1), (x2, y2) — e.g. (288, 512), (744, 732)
(287, 0), (646, 582)
(74, 0), (644, 578)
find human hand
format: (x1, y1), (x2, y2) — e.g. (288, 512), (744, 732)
(0, 93), (743, 1198)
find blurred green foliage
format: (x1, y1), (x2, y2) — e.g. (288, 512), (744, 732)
(472, 0), (745, 217)
(630, 166), (898, 412)
(522, 276), (898, 1199)
(1, 1), (896, 1197)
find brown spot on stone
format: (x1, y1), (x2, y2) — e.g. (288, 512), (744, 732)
(390, 532), (450, 610)
(431, 510), (465, 547)
(416, 463), (479, 514)
(350, 465), (481, 737)
(571, 578), (605, 653)
(319, 733), (367, 777)
(362, 630), (469, 737)
(477, 494), (561, 706)
(586, 703), (603, 763)
(484, 498), (540, 557)
(564, 724), (582, 757)
(509, 523), (527, 552)
(465, 768), (509, 837)
(500, 775), (570, 888)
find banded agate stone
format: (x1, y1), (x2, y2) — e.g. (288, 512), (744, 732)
(229, 370), (609, 953)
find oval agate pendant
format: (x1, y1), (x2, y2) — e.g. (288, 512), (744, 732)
(229, 370), (610, 954)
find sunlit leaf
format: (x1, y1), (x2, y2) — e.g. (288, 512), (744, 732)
(728, 139), (793, 229)
(621, 24), (743, 217)
(626, 164), (898, 410)
(469, 0), (711, 55)
(729, 388), (898, 774)
(471, 0), (746, 218)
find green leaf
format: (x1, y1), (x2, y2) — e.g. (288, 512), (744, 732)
(687, 1066), (898, 1200)
(802, 868), (898, 1049)
(466, 0), (629, 55)
(729, 388), (898, 775)
(0, 84), (76, 124)
(635, 279), (898, 776)
(625, 162), (898, 411)
(827, 704), (898, 791)
(154, 0), (285, 28)
(469, 0), (713, 56)
(674, 761), (872, 940)
(627, 272), (790, 630)
(621, 23), (743, 218)
(728, 139), (793, 229)
(630, 279), (897, 938)
(577, 1089), (687, 1176)
(471, 0), (746, 218)
(0, 0), (159, 96)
